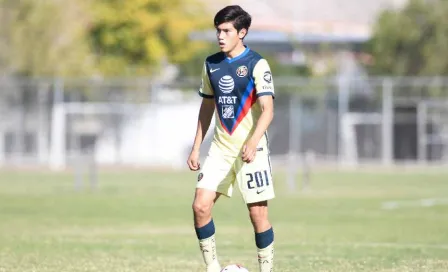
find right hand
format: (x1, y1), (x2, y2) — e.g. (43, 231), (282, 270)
(187, 149), (201, 171)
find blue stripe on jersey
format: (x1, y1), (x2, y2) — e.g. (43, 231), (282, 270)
(226, 47), (250, 64)
(232, 78), (255, 128)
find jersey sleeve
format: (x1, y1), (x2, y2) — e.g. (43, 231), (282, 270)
(253, 59), (275, 98)
(198, 62), (214, 99)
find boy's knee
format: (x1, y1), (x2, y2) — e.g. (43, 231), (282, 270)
(192, 200), (213, 218)
(248, 204), (268, 224)
(193, 189), (219, 219)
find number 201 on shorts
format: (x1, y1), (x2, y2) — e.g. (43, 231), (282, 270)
(246, 170), (270, 189)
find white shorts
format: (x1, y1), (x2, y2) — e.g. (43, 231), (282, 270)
(196, 148), (275, 204)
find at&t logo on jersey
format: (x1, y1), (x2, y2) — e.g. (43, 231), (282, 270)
(218, 96), (237, 104)
(218, 75), (234, 94)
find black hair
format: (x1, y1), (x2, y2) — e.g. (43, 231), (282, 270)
(214, 5), (252, 34)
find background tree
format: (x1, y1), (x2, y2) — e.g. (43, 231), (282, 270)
(0, 0), (93, 77)
(89, 0), (211, 76)
(367, 0), (448, 76)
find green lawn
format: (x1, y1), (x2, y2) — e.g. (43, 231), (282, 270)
(0, 168), (448, 271)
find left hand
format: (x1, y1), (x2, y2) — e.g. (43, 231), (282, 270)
(242, 139), (257, 163)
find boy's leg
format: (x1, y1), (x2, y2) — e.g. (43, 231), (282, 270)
(236, 149), (275, 272)
(248, 201), (274, 272)
(193, 154), (235, 272)
(193, 188), (222, 272)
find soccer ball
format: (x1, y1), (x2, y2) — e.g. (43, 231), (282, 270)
(221, 264), (249, 271)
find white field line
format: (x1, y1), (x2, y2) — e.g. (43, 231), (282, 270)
(382, 198), (448, 210)
(277, 241), (448, 250)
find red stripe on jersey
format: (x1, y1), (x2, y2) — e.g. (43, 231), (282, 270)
(231, 88), (257, 135)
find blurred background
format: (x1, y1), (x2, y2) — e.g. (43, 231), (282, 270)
(1, 0), (448, 172)
(2, 1), (448, 271)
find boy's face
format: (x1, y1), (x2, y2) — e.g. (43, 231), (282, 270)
(215, 22), (246, 53)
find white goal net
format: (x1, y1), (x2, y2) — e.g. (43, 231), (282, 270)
(49, 99), (203, 171)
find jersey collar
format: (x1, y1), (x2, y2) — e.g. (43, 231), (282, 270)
(226, 46), (250, 64)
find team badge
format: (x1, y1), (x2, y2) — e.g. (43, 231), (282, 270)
(236, 66), (248, 77)
(263, 71), (272, 83)
(198, 173), (203, 182)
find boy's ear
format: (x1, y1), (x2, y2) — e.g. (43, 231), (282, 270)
(238, 28), (247, 39)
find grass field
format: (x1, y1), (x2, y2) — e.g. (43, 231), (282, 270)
(1, 168), (448, 271)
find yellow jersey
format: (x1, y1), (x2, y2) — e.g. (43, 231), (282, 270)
(198, 47), (275, 157)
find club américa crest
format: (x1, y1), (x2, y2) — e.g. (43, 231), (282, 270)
(198, 173), (204, 182)
(236, 65), (248, 77)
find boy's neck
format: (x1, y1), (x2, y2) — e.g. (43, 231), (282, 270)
(226, 44), (246, 59)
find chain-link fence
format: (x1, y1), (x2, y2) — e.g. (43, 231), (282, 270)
(1, 76), (448, 170)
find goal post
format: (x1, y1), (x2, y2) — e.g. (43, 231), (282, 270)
(417, 99), (448, 164)
(340, 112), (383, 166)
(50, 102), (151, 171)
(49, 103), (66, 171)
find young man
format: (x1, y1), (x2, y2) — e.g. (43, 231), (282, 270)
(187, 5), (275, 272)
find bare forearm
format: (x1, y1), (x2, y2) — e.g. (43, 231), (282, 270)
(192, 120), (210, 151)
(250, 109), (273, 145)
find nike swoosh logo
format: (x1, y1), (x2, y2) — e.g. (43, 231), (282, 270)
(256, 190), (265, 194)
(210, 68), (220, 73)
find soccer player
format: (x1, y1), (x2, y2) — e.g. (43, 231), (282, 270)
(187, 5), (275, 272)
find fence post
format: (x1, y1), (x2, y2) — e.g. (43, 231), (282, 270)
(337, 77), (350, 164)
(287, 93), (301, 192)
(417, 101), (427, 164)
(37, 82), (50, 165)
(49, 78), (66, 171)
(382, 78), (394, 166)
(0, 126), (4, 166)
